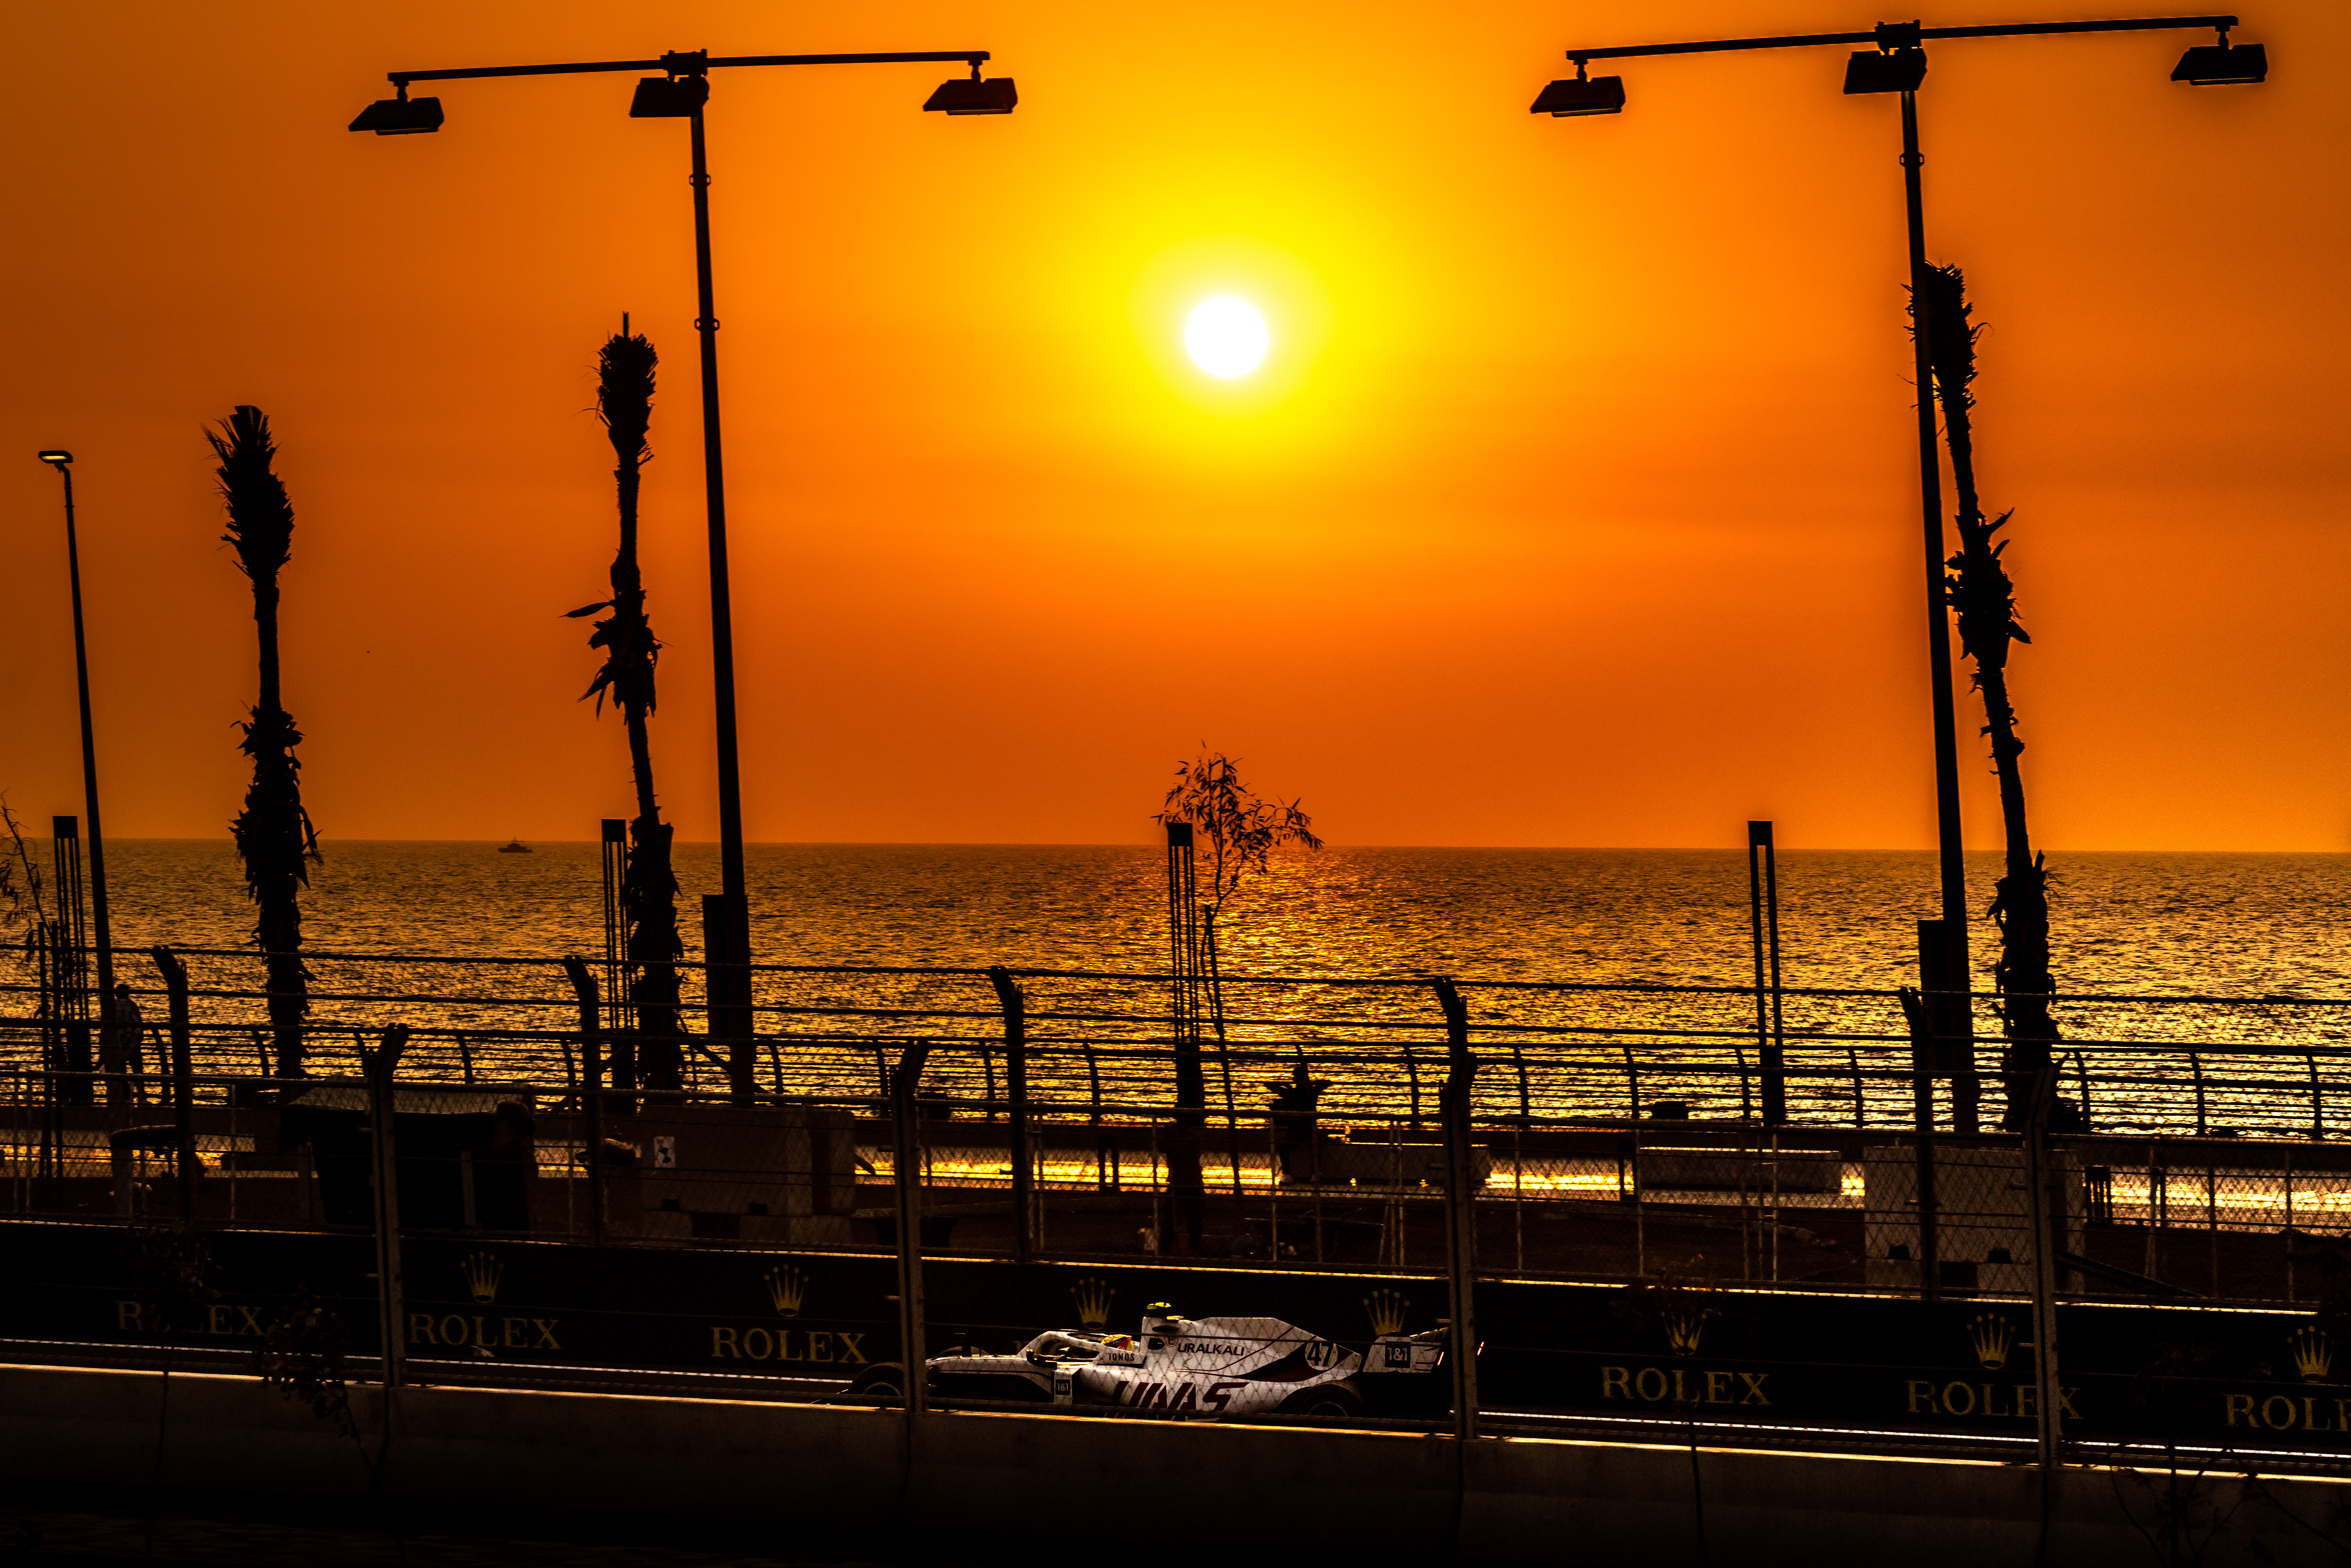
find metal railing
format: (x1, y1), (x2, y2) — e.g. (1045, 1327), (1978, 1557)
(4, 945), (2347, 1138)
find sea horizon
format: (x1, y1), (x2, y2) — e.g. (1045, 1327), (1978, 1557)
(20, 840), (2345, 999)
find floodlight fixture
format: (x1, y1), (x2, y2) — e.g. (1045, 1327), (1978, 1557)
(38, 450), (73, 467)
(1531, 11), (2267, 1070)
(2173, 38), (2267, 84)
(353, 40), (1013, 1042)
(630, 74), (712, 117)
(922, 74), (1017, 114)
(1531, 67), (1628, 116)
(348, 92), (445, 135)
(1844, 47), (1927, 94)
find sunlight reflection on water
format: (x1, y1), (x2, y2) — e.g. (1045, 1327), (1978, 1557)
(91, 841), (2351, 997)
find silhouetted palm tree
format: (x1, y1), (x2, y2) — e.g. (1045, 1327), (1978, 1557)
(1915, 266), (2064, 1130)
(210, 407), (319, 1079)
(567, 325), (686, 1089)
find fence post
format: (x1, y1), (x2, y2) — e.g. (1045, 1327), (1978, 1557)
(563, 957), (607, 1244)
(1747, 821), (1786, 1124)
(559, 956), (608, 1242)
(701, 892), (756, 1104)
(1082, 1036), (1109, 1190)
(1431, 977), (1479, 1441)
(361, 1024), (412, 1395)
(988, 968), (1032, 1263)
(2023, 1061), (2062, 1475)
(891, 1041), (933, 1422)
(1897, 987), (1943, 1304)
(149, 947), (197, 1221)
(560, 956), (603, 1093)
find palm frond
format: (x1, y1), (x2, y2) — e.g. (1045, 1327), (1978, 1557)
(209, 406), (295, 582)
(598, 331), (658, 468)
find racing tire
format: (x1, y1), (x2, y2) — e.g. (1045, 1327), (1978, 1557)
(1277, 1378), (1366, 1419)
(841, 1362), (911, 1405)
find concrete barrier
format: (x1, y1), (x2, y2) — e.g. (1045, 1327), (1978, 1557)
(3, 1364), (2342, 1563)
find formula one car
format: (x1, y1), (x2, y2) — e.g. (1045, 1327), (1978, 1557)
(841, 1302), (1448, 1419)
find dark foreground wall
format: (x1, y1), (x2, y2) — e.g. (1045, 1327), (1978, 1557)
(2, 1364), (2342, 1565)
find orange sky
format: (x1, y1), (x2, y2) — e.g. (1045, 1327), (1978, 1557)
(4, 2), (2346, 850)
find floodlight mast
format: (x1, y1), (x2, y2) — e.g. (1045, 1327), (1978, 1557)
(355, 46), (1013, 1100)
(1532, 12), (2261, 1144)
(35, 450), (117, 1037)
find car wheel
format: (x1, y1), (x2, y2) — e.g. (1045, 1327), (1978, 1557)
(842, 1362), (909, 1404)
(1278, 1378), (1365, 1418)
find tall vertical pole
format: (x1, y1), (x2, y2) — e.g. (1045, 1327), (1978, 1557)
(686, 101), (756, 1101)
(890, 1042), (932, 1418)
(365, 1025), (411, 1395)
(152, 947), (197, 1221)
(47, 459), (117, 1018)
(686, 106), (744, 903)
(1910, 924), (1943, 1303)
(988, 968), (1032, 1263)
(1164, 822), (1205, 1253)
(1746, 822), (1786, 1125)
(2023, 1062), (2062, 1477)
(1431, 978), (1479, 1441)
(1899, 92), (1976, 1133)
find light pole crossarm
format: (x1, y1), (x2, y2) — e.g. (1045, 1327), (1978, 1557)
(1565, 14), (2237, 63)
(389, 49), (989, 89)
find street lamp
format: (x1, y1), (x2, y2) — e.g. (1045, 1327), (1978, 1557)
(1528, 13), (2265, 1134)
(35, 449), (118, 1038)
(352, 45), (1016, 1099)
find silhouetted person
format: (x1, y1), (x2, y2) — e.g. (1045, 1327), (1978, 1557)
(472, 1100), (536, 1231)
(1267, 1056), (1333, 1183)
(99, 981), (143, 1079)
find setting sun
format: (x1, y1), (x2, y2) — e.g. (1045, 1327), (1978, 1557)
(1184, 296), (1269, 377)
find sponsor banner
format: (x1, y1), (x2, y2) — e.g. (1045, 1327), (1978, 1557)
(3, 1222), (2338, 1448)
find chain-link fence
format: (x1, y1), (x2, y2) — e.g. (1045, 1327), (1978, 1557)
(6, 948), (2350, 1470)
(4, 947), (2346, 1304)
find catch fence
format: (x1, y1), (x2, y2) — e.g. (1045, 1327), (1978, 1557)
(5, 948), (2351, 1473)
(2, 946), (2347, 1306)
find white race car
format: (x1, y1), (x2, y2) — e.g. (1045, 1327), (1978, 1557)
(843, 1303), (1448, 1419)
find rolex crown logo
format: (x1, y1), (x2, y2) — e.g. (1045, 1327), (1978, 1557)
(1070, 1277), (1113, 1330)
(462, 1251), (501, 1305)
(1663, 1305), (1714, 1357)
(1365, 1288), (1409, 1337)
(765, 1265), (807, 1319)
(2290, 1324), (2332, 1384)
(1968, 1314), (2013, 1371)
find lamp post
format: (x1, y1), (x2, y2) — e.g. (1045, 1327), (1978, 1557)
(1531, 14), (2265, 1133)
(353, 48), (1015, 1098)
(35, 451), (117, 1037)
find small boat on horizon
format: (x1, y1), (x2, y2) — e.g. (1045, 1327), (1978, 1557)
(498, 837), (533, 854)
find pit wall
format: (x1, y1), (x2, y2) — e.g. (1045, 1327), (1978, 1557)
(2, 1363), (2341, 1565)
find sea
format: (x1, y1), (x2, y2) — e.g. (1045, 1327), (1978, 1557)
(13, 841), (2350, 1208)
(66, 840), (2351, 998)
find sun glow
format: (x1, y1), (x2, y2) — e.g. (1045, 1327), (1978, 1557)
(1184, 296), (1269, 377)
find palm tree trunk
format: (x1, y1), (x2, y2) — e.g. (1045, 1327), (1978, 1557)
(572, 328), (686, 1092)
(211, 407), (317, 1081)
(1918, 266), (2060, 1130)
